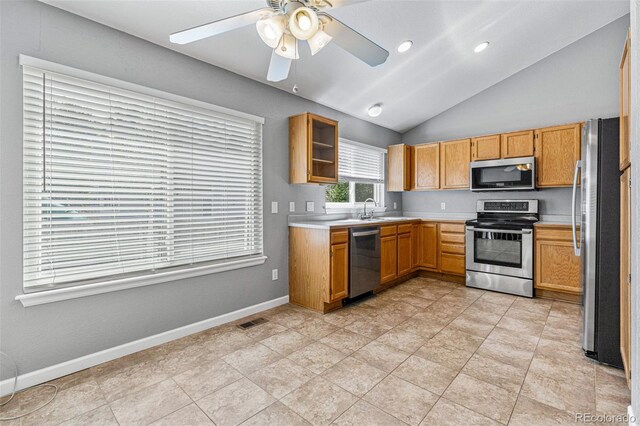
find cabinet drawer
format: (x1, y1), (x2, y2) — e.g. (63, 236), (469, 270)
(381, 225), (397, 237)
(440, 254), (465, 275)
(330, 229), (349, 245)
(440, 223), (465, 234)
(397, 223), (412, 234)
(440, 243), (465, 255)
(440, 232), (465, 244)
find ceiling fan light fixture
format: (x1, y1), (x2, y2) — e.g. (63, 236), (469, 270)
(275, 33), (300, 59)
(289, 7), (319, 40)
(256, 14), (286, 48)
(308, 29), (332, 55)
(368, 104), (383, 117)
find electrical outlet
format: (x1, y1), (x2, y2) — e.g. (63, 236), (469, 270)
(393, 202), (397, 210)
(272, 269), (278, 280)
(289, 201), (295, 212)
(440, 202), (446, 210)
(306, 201), (314, 212)
(271, 201), (278, 214)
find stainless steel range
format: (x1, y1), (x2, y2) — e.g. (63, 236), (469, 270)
(465, 200), (539, 297)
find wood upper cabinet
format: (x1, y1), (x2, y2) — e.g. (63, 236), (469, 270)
(380, 225), (398, 284)
(534, 225), (582, 300)
(501, 130), (534, 159)
(438, 223), (465, 276)
(534, 124), (581, 187)
(290, 113), (338, 184)
(471, 135), (501, 161)
(620, 168), (631, 386)
(329, 241), (349, 302)
(413, 143), (440, 190)
(440, 139), (471, 189)
(387, 144), (411, 191)
(620, 30), (631, 171)
(418, 222), (438, 270)
(397, 226), (413, 277)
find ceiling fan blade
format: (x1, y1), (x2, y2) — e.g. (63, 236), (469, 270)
(322, 16), (389, 67)
(170, 8), (272, 44)
(267, 51), (292, 82)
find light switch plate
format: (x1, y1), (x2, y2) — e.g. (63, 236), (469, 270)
(271, 269), (278, 280)
(289, 202), (295, 212)
(271, 201), (278, 214)
(306, 201), (314, 212)
(393, 202), (397, 210)
(440, 202), (446, 210)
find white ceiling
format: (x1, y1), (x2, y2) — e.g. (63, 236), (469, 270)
(41, 0), (629, 133)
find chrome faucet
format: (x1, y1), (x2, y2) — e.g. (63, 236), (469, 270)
(360, 198), (377, 220)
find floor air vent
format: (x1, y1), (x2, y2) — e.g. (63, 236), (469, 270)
(237, 317), (268, 329)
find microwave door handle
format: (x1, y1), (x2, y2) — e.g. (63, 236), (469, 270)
(571, 160), (582, 256)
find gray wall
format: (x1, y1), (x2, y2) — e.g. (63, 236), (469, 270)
(401, 15), (630, 216)
(0, 0), (401, 376)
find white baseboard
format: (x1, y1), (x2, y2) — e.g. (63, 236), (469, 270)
(0, 295), (289, 396)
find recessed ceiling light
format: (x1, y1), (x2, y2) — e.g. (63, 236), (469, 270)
(474, 41), (490, 53)
(397, 40), (413, 53)
(368, 104), (383, 117)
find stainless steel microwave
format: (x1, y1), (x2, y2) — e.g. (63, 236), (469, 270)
(470, 157), (536, 192)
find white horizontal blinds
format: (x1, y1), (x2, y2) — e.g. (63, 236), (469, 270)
(23, 66), (263, 290)
(338, 140), (385, 183)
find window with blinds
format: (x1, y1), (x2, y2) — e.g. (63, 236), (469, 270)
(23, 64), (263, 291)
(338, 140), (385, 183)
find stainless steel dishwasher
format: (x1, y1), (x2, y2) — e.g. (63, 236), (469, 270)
(349, 226), (380, 298)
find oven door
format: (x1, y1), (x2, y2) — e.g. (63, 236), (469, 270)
(465, 226), (533, 279)
(470, 157), (535, 191)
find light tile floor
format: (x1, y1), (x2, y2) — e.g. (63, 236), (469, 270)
(0, 277), (631, 425)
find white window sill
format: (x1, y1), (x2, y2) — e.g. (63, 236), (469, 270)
(325, 206), (387, 214)
(15, 256), (268, 307)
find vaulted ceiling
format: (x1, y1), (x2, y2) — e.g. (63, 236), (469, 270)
(42, 0), (629, 132)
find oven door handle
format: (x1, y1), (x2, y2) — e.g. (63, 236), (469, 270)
(466, 227), (532, 235)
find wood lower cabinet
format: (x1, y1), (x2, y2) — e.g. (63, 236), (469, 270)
(501, 130), (534, 158)
(438, 222), (466, 276)
(534, 224), (582, 302)
(620, 168), (631, 385)
(397, 226), (413, 276)
(411, 223), (420, 270)
(412, 143), (440, 190)
(387, 144), (411, 191)
(534, 124), (581, 187)
(418, 222), (438, 270)
(440, 139), (471, 189)
(289, 227), (348, 313)
(330, 241), (349, 302)
(471, 135), (501, 161)
(620, 30), (631, 171)
(290, 113), (338, 184)
(380, 225), (398, 284)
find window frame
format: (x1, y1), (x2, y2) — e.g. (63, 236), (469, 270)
(17, 55), (267, 307)
(325, 138), (386, 212)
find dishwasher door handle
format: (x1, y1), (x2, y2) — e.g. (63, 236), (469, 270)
(352, 230), (380, 237)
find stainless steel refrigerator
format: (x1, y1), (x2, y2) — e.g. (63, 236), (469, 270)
(577, 117), (622, 368)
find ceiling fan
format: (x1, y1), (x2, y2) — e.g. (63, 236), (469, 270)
(170, 0), (389, 82)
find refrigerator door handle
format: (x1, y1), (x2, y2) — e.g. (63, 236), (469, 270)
(571, 160), (582, 256)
